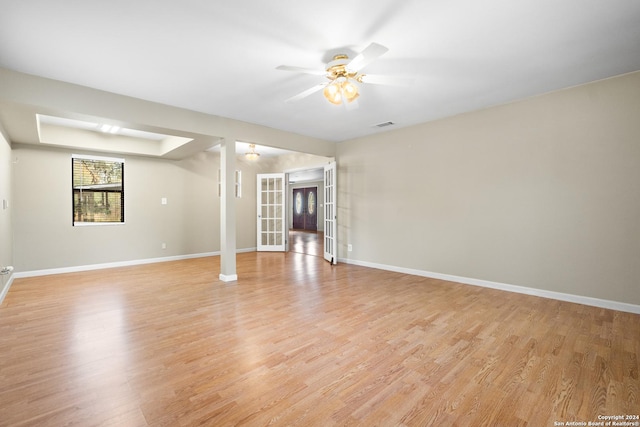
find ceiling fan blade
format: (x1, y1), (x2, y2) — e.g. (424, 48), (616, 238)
(276, 65), (326, 76)
(359, 74), (414, 86)
(284, 83), (328, 103)
(346, 42), (389, 72)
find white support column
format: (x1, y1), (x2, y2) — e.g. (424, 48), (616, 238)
(219, 138), (238, 282)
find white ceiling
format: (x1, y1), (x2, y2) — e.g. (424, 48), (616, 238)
(1, 0), (640, 144)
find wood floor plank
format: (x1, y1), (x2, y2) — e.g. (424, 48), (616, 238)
(1, 246), (639, 426)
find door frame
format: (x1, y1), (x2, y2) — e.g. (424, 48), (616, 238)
(278, 162), (337, 262)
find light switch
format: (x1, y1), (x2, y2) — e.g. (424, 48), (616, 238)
(161, 197), (167, 205)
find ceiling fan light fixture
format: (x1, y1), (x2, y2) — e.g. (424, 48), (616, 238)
(341, 80), (359, 103)
(277, 42), (389, 106)
(323, 78), (359, 105)
(323, 83), (343, 105)
(245, 143), (260, 160)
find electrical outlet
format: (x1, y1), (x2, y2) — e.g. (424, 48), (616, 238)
(348, 244), (353, 252)
(161, 197), (167, 205)
(161, 242), (167, 249)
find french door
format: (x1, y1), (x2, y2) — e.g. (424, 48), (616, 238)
(257, 173), (286, 251)
(324, 162), (337, 264)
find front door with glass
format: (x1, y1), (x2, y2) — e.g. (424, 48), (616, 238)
(292, 187), (317, 231)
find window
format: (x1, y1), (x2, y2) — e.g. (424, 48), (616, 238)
(72, 154), (124, 225)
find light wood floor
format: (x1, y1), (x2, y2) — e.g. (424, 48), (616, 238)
(1, 252), (638, 426)
(289, 230), (322, 257)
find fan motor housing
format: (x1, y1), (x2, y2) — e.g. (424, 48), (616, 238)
(326, 54), (358, 80)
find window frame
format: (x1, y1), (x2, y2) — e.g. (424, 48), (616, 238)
(72, 154), (125, 226)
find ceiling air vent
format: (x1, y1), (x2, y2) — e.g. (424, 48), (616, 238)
(374, 121), (395, 128)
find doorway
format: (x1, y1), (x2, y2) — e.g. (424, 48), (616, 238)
(257, 161), (336, 263)
(290, 185), (321, 256)
(292, 187), (317, 231)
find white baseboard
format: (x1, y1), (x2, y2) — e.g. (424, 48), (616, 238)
(219, 274), (238, 282)
(0, 274), (15, 305)
(12, 247), (258, 279)
(339, 257), (640, 315)
(9, 251), (637, 314)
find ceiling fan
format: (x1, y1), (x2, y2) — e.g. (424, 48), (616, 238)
(276, 42), (394, 107)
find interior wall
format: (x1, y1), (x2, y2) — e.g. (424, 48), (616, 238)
(234, 156), (259, 250)
(261, 151), (334, 172)
(0, 129), (13, 292)
(11, 145), (231, 271)
(337, 71), (640, 306)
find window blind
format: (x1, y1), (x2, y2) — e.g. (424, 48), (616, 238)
(72, 154), (124, 225)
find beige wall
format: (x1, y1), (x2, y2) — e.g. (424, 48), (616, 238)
(233, 156), (260, 249)
(261, 151), (333, 173)
(8, 143), (331, 273)
(0, 129), (13, 289)
(337, 71), (640, 305)
(11, 145), (259, 271)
